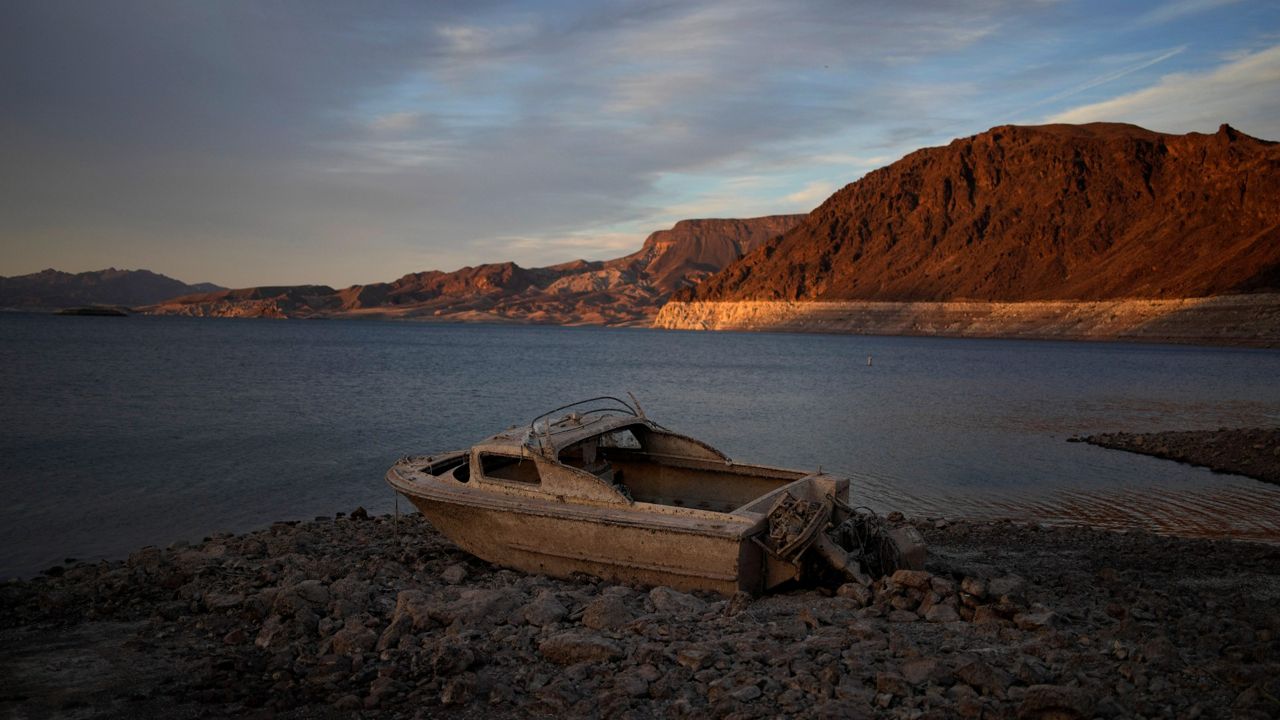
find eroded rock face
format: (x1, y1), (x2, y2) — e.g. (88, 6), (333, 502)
(684, 123), (1280, 303)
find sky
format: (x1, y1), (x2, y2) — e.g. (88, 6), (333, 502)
(1, 0), (1278, 288)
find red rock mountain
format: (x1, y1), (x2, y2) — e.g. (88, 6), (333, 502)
(681, 123), (1280, 303)
(146, 215), (803, 324)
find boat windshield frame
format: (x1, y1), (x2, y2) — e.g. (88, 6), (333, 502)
(528, 396), (647, 452)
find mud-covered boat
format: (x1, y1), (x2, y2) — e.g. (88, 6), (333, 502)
(387, 396), (923, 595)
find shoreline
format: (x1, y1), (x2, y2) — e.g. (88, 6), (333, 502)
(4, 511), (1277, 718)
(10, 303), (1280, 347)
(654, 294), (1280, 348)
(1079, 428), (1280, 486)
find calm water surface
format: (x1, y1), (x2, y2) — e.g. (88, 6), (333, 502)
(2, 313), (1279, 578)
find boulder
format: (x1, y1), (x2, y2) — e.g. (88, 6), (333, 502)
(891, 569), (932, 590)
(581, 594), (633, 630)
(522, 590), (569, 627)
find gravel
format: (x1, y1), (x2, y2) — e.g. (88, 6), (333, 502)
(2, 510), (1277, 719)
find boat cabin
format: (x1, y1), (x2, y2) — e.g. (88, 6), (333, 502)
(442, 397), (809, 514)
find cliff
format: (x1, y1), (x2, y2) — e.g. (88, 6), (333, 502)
(681, 123), (1280, 303)
(144, 215), (803, 324)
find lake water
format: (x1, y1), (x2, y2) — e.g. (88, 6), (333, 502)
(2, 313), (1279, 578)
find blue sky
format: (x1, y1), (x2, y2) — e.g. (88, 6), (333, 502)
(2, 0), (1278, 287)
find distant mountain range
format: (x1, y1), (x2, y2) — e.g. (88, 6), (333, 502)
(679, 123), (1279, 303)
(142, 216), (804, 324)
(0, 268), (223, 310)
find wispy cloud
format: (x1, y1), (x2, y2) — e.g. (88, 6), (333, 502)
(1025, 46), (1187, 111)
(1048, 44), (1280, 137)
(783, 181), (839, 208)
(1138, 0), (1243, 26)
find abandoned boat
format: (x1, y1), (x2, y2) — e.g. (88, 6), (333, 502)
(386, 396), (924, 595)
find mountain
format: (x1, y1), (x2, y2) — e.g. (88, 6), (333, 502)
(678, 123), (1280, 304)
(144, 215), (803, 324)
(0, 268), (223, 310)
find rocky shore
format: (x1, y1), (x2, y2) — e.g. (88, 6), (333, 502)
(1080, 428), (1280, 485)
(3, 511), (1277, 719)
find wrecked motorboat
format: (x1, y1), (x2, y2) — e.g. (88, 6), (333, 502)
(387, 396), (924, 595)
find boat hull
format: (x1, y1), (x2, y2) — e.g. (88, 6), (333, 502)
(391, 470), (763, 595)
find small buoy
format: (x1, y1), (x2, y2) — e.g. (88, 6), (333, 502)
(867, 355), (873, 366)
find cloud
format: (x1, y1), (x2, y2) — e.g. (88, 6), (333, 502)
(369, 112), (423, 133)
(1138, 0), (1243, 26)
(783, 181), (839, 208)
(1047, 44), (1280, 138)
(1026, 46), (1186, 110)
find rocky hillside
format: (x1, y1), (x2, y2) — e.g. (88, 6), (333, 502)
(144, 215), (802, 324)
(680, 123), (1280, 303)
(0, 268), (222, 309)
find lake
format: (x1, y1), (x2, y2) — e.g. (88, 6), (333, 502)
(2, 312), (1279, 578)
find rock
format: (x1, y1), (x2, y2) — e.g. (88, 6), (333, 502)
(675, 645), (715, 670)
(649, 586), (706, 615)
(925, 604), (960, 623)
(441, 563), (468, 585)
(350, 506), (369, 520)
(331, 618), (377, 656)
(930, 577), (957, 595)
(971, 605), (1006, 625)
(876, 672), (909, 697)
(445, 587), (521, 625)
(522, 590), (568, 627)
(390, 590), (436, 630)
(272, 580), (329, 617)
(837, 583), (874, 607)
(956, 659), (1011, 698)
(429, 638), (476, 676)
(1012, 655), (1051, 686)
(960, 577), (987, 601)
(988, 574), (1026, 598)
(891, 569), (932, 590)
(899, 658), (948, 687)
(334, 695), (361, 711)
(724, 590), (752, 616)
(1016, 684), (1094, 719)
(441, 674), (475, 705)
(1014, 609), (1058, 631)
(768, 617), (809, 639)
(254, 616), (291, 649)
(581, 594), (633, 630)
(887, 610), (919, 623)
(614, 673), (650, 698)
(127, 546), (164, 574)
(731, 683), (763, 702)
(203, 592), (244, 610)
(539, 632), (623, 665)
